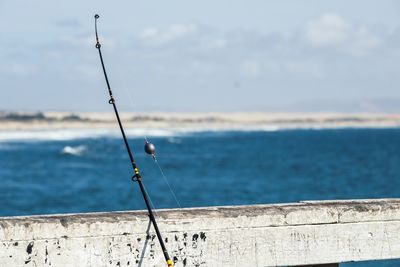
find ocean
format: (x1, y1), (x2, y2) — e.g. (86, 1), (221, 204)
(1, 127), (400, 266)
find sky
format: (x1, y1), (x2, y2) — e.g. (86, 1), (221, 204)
(1, 0), (400, 112)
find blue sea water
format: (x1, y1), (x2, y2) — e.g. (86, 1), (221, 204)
(1, 127), (400, 266)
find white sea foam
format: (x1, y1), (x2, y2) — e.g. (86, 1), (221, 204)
(61, 145), (87, 156)
(0, 128), (185, 142)
(0, 124), (397, 142)
(0, 129), (113, 142)
(167, 137), (182, 144)
(0, 127), (264, 142)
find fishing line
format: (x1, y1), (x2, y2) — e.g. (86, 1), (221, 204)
(120, 86), (150, 142)
(154, 159), (182, 209)
(121, 72), (182, 209)
(111, 35), (176, 211)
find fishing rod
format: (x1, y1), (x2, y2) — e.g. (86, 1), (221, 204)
(94, 14), (174, 267)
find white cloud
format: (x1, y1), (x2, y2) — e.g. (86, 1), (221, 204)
(305, 13), (350, 46)
(207, 38), (227, 49)
(138, 24), (197, 46)
(304, 13), (381, 56)
(241, 60), (260, 77)
(74, 65), (99, 80)
(348, 26), (381, 56)
(0, 63), (38, 76)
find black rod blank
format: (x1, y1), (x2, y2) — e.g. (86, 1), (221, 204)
(94, 14), (174, 267)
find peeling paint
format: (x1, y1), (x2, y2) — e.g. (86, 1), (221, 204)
(60, 218), (68, 228)
(26, 242), (34, 254)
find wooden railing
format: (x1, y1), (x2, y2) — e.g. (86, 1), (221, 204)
(1, 199), (400, 266)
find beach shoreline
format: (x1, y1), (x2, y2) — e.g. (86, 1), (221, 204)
(1, 111), (400, 130)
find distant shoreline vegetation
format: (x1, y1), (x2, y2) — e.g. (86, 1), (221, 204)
(0, 112), (230, 123)
(0, 112), (91, 122)
(0, 112), (232, 124)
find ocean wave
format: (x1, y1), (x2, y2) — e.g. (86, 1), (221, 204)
(0, 129), (111, 142)
(167, 137), (182, 144)
(0, 128), (184, 142)
(0, 127), (269, 142)
(61, 145), (87, 156)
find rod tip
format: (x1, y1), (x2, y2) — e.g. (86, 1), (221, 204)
(94, 14), (100, 19)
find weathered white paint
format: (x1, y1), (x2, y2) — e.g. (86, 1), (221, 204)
(1, 199), (400, 266)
